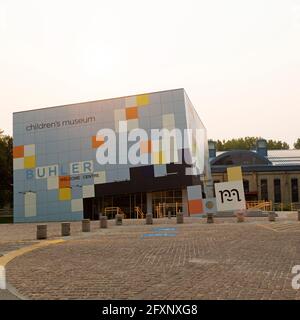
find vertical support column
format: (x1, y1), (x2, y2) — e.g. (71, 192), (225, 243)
(182, 188), (188, 217)
(146, 192), (153, 214)
(284, 174), (290, 207)
(252, 172), (257, 196)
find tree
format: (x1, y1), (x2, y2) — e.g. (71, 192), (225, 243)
(294, 139), (300, 150)
(0, 131), (13, 208)
(209, 137), (290, 151)
(267, 139), (289, 150)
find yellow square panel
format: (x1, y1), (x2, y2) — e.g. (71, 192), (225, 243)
(59, 188), (71, 201)
(24, 156), (36, 169)
(136, 94), (149, 106)
(227, 166), (243, 181)
(153, 151), (165, 165)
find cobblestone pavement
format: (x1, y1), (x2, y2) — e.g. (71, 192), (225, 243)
(3, 214), (300, 300)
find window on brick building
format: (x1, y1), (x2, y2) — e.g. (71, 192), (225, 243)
(261, 179), (268, 201)
(274, 179), (281, 203)
(291, 178), (299, 203)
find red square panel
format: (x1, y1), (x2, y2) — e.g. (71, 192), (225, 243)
(188, 199), (204, 215)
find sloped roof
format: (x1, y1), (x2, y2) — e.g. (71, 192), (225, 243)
(214, 149), (300, 166)
(267, 150), (300, 166)
(211, 150), (271, 166)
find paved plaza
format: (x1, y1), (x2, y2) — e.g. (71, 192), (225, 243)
(1, 214), (300, 300)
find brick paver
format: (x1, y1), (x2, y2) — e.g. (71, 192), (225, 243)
(3, 215), (300, 300)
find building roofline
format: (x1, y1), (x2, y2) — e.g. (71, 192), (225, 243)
(211, 165), (300, 173)
(210, 150), (272, 166)
(13, 88), (185, 114)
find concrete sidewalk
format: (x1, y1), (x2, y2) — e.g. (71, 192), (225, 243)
(0, 289), (19, 300)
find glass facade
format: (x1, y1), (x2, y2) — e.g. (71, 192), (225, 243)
(152, 189), (183, 217)
(83, 192), (147, 220)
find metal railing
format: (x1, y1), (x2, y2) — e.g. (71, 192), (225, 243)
(155, 202), (183, 218)
(246, 201), (300, 212)
(291, 203), (300, 211)
(134, 206), (145, 219)
(104, 207), (126, 219)
(246, 201), (273, 211)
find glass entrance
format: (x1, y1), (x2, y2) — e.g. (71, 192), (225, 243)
(84, 192), (147, 219)
(152, 189), (183, 218)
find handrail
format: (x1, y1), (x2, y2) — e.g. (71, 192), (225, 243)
(291, 203), (300, 211)
(155, 202), (183, 218)
(247, 202), (300, 212)
(134, 206), (144, 219)
(246, 201), (273, 211)
(104, 207), (126, 218)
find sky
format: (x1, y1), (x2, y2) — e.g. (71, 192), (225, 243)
(0, 0), (300, 147)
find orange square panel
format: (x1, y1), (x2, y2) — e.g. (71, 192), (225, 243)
(126, 107), (138, 120)
(92, 135), (104, 149)
(59, 176), (71, 188)
(13, 145), (24, 158)
(140, 140), (152, 154)
(188, 199), (204, 215)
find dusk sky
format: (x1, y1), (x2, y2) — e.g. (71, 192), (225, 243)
(0, 0), (299, 147)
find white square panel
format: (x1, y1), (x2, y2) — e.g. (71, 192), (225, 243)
(162, 113), (175, 128)
(24, 144), (35, 156)
(24, 192), (36, 217)
(127, 119), (139, 131)
(215, 180), (246, 212)
(13, 158), (24, 170)
(114, 109), (126, 121)
(82, 185), (95, 198)
(47, 176), (59, 190)
(116, 120), (128, 133)
(71, 199), (83, 212)
(94, 171), (106, 184)
(125, 96), (136, 108)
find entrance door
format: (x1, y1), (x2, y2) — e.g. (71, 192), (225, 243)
(84, 193), (147, 220)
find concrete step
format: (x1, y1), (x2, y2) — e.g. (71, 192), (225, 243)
(212, 210), (276, 218)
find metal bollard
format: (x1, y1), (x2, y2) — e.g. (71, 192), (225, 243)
(115, 214), (123, 226)
(82, 219), (90, 232)
(177, 212), (184, 224)
(268, 211), (276, 222)
(236, 211), (245, 223)
(298, 211), (300, 222)
(37, 224), (47, 240)
(146, 213), (153, 225)
(100, 216), (108, 228)
(207, 213), (214, 224)
(61, 222), (70, 236)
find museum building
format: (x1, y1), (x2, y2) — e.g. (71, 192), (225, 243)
(13, 89), (212, 222)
